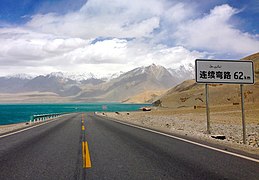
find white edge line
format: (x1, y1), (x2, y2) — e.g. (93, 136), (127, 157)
(0, 115), (69, 139)
(102, 116), (259, 163)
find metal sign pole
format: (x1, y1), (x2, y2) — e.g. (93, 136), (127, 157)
(196, 59), (254, 142)
(240, 84), (246, 144)
(205, 84), (211, 134)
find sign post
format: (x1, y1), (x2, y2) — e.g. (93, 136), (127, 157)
(195, 59), (254, 143)
(205, 84), (210, 134)
(240, 84), (246, 144)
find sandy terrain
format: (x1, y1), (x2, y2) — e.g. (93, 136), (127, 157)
(0, 122), (31, 135)
(104, 102), (259, 155)
(0, 92), (72, 103)
(122, 90), (167, 103)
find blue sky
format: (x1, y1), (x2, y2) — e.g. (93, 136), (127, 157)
(0, 0), (258, 76)
(0, 0), (86, 23)
(1, 0), (257, 33)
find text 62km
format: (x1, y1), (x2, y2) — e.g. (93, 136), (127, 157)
(199, 71), (251, 80)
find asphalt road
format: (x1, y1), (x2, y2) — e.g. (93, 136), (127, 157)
(0, 113), (258, 180)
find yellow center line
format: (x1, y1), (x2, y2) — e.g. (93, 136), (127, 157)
(82, 142), (86, 167)
(82, 114), (85, 123)
(84, 141), (92, 168)
(82, 141), (92, 168)
(81, 113), (91, 168)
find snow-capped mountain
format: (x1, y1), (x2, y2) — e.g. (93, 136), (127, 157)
(6, 73), (34, 80)
(77, 64), (178, 101)
(47, 72), (97, 81)
(103, 71), (125, 81)
(168, 63), (195, 83)
(0, 74), (33, 93)
(0, 63), (195, 102)
(116, 64), (176, 86)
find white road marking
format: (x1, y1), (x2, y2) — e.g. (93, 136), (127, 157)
(105, 117), (259, 163)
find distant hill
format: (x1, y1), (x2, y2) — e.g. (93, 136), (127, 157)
(168, 63), (195, 84)
(154, 52), (259, 108)
(0, 76), (30, 93)
(76, 64), (177, 102)
(0, 64), (179, 103)
(2, 53), (257, 104)
(243, 52), (259, 79)
(122, 90), (167, 103)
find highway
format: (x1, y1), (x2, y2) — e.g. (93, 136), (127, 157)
(0, 113), (258, 180)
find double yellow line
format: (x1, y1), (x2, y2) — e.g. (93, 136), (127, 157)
(82, 141), (92, 168)
(81, 114), (92, 168)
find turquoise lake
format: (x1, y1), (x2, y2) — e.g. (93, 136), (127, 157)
(0, 103), (151, 125)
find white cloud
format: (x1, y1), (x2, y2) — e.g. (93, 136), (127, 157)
(0, 34), (205, 76)
(174, 4), (259, 55)
(163, 3), (195, 24)
(0, 27), (91, 66)
(67, 44), (205, 77)
(0, 1), (258, 76)
(26, 0), (164, 39)
(65, 38), (128, 64)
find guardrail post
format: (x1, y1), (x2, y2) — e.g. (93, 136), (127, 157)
(30, 116), (33, 124)
(30, 113), (64, 124)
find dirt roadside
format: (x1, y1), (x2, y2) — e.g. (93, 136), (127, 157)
(103, 103), (259, 155)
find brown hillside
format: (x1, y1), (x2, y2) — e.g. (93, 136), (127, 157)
(242, 52), (259, 78)
(155, 52), (259, 108)
(122, 90), (167, 103)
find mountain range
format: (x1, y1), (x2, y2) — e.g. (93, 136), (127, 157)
(0, 64), (194, 103)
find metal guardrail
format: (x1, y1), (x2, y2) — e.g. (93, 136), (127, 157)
(30, 113), (64, 123)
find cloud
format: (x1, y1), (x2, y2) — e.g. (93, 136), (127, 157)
(65, 38), (128, 64)
(0, 27), (91, 66)
(0, 33), (205, 76)
(26, 0), (163, 39)
(0, 1), (258, 76)
(163, 3), (195, 24)
(174, 4), (259, 56)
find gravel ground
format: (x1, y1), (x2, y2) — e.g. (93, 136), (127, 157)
(0, 123), (30, 135)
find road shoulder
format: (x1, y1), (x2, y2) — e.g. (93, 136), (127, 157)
(97, 112), (259, 160)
